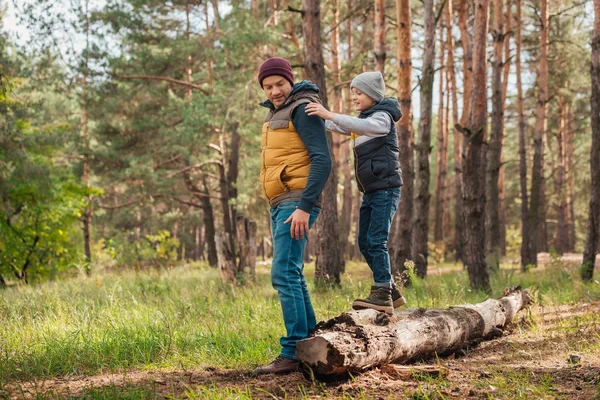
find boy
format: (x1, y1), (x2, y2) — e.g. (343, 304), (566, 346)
(305, 71), (405, 315)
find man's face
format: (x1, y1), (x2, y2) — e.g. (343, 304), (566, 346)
(262, 75), (293, 108)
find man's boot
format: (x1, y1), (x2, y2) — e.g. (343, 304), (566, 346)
(352, 286), (394, 314)
(391, 283), (407, 308)
(254, 356), (299, 375)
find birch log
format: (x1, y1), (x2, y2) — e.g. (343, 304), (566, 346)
(297, 287), (531, 376)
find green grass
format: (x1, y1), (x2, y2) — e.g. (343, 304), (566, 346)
(0, 259), (599, 391)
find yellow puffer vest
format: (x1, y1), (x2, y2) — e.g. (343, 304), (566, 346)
(260, 91), (321, 202)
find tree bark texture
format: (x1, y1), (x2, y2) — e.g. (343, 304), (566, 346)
(515, 0), (532, 270)
(297, 287), (531, 376)
(555, 101), (569, 254)
(461, 0), (491, 292)
(302, 0), (344, 284)
(393, 0), (414, 280)
(485, 0), (505, 270)
(434, 20), (447, 244)
(412, 0), (436, 278)
(529, 0), (549, 263)
(216, 232), (236, 282)
(374, 0), (386, 72)
(454, 0), (471, 261)
(582, 0), (600, 281)
(236, 214), (257, 279)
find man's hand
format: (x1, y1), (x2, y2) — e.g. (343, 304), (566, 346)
(305, 103), (335, 121)
(284, 209), (310, 240)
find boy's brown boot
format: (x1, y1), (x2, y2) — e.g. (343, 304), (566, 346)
(391, 283), (407, 308)
(352, 286), (394, 315)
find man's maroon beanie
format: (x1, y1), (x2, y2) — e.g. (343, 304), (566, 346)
(258, 57), (295, 88)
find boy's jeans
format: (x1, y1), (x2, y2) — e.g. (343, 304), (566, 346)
(270, 201), (321, 360)
(358, 188), (401, 285)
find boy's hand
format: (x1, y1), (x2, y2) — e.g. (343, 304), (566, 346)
(305, 103), (335, 120)
(284, 209), (310, 240)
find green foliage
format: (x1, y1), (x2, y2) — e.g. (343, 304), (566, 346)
(0, 41), (91, 284)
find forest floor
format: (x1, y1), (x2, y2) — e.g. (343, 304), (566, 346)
(3, 255), (600, 400)
(7, 301), (600, 399)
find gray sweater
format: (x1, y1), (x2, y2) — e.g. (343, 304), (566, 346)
(325, 111), (392, 147)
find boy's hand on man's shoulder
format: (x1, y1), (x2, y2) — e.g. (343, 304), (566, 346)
(305, 103), (335, 121)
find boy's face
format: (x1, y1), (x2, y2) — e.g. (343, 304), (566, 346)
(262, 75), (293, 108)
(351, 88), (375, 112)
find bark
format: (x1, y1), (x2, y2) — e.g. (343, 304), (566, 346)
(82, 3), (92, 275)
(227, 122), (240, 233)
(183, 173), (218, 267)
(412, 0), (436, 278)
(457, 0), (473, 128)
(302, 0), (344, 284)
(374, 0), (386, 72)
(582, 0), (600, 281)
(215, 232), (236, 283)
(567, 105), (576, 251)
(82, 72), (92, 274)
(393, 0), (414, 280)
(516, 0), (533, 270)
(460, 0), (491, 292)
(236, 214), (257, 279)
(499, 0), (512, 255)
(529, 0), (549, 264)
(454, 0), (471, 261)
(331, 0), (350, 260)
(485, 0), (505, 270)
(555, 101), (568, 254)
(297, 286), (531, 376)
(434, 20), (447, 243)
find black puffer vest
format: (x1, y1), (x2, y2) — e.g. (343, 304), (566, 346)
(354, 98), (403, 193)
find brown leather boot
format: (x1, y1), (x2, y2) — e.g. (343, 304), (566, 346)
(254, 356), (299, 375)
(352, 286), (394, 314)
(391, 283), (407, 308)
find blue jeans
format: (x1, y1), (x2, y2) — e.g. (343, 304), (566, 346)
(358, 188), (401, 285)
(270, 201), (321, 360)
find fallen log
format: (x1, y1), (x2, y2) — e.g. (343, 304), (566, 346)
(297, 286), (531, 376)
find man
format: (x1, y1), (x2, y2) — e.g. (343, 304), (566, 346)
(255, 57), (331, 374)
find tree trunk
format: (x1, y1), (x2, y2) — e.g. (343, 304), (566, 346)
(555, 100), (568, 254)
(460, 0), (491, 292)
(227, 122), (240, 229)
(297, 286), (531, 376)
(81, 3), (92, 275)
(184, 174), (218, 268)
(485, 0), (505, 270)
(412, 0), (436, 278)
(454, 0), (472, 262)
(392, 0), (414, 281)
(566, 105), (576, 251)
(281, 0), (299, 46)
(434, 20), (447, 244)
(582, 0), (600, 281)
(499, 0), (512, 256)
(215, 232), (236, 283)
(331, 0), (350, 261)
(302, 0), (344, 285)
(529, 0), (549, 264)
(374, 0), (386, 72)
(236, 214), (257, 279)
(516, 0), (532, 270)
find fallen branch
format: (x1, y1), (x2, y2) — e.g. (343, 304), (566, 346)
(297, 286), (531, 377)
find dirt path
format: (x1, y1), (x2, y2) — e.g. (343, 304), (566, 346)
(5, 302), (600, 399)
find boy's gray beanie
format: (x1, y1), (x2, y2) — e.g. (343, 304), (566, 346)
(351, 71), (386, 102)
